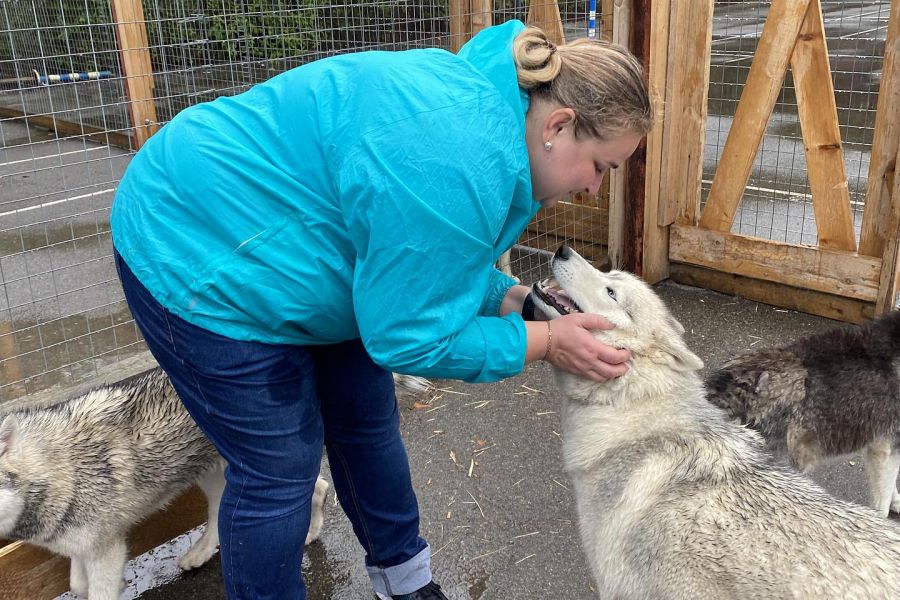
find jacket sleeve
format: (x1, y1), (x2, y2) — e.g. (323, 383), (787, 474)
(337, 103), (529, 383)
(481, 268), (518, 317)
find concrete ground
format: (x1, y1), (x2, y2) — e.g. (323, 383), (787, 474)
(130, 279), (882, 600)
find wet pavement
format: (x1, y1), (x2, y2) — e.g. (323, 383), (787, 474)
(127, 278), (885, 600)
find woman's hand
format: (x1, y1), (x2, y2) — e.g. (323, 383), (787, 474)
(526, 313), (630, 382)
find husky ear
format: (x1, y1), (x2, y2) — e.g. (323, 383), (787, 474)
(0, 415), (19, 457)
(667, 315), (686, 335)
(652, 330), (704, 373)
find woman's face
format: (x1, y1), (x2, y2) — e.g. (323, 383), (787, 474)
(527, 105), (643, 208)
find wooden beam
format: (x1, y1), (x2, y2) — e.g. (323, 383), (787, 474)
(876, 134), (900, 313)
(658, 0), (713, 228)
(0, 107), (133, 150)
(0, 487), (209, 599)
(449, 0), (470, 53)
(669, 224), (880, 302)
(111, 0), (158, 149)
(526, 0), (565, 45)
(669, 263), (874, 324)
(699, 0), (811, 232)
(470, 0), (492, 35)
(600, 0), (615, 40)
(635, 0), (668, 279)
(607, 0), (632, 269)
(790, 0), (855, 251)
(622, 0), (651, 277)
(860, 0), (900, 258)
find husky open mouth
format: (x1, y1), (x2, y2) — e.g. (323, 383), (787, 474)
(532, 278), (582, 315)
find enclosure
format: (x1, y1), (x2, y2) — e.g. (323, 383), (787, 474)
(1, 0), (899, 597)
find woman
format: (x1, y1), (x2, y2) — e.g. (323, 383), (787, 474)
(111, 19), (652, 600)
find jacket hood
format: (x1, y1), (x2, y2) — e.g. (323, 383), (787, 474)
(456, 20), (530, 127)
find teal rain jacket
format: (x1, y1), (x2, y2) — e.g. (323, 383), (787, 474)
(111, 20), (540, 383)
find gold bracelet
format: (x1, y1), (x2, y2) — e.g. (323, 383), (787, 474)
(545, 321), (553, 360)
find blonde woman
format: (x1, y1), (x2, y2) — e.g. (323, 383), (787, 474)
(111, 20), (651, 600)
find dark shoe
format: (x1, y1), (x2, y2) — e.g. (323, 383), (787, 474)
(374, 581), (449, 600)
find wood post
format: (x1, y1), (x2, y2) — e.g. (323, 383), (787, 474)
(449, 0), (493, 53)
(111, 0), (158, 149)
(526, 1), (565, 46)
(606, 0), (632, 270)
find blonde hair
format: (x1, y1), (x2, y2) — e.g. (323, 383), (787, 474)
(513, 26), (653, 140)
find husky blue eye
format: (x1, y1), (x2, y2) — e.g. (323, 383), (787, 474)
(607, 287), (617, 300)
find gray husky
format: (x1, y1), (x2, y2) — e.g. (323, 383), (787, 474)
(530, 245), (900, 599)
(706, 310), (900, 517)
(0, 366), (429, 600)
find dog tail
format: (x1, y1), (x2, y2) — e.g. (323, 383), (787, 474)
(392, 373), (435, 402)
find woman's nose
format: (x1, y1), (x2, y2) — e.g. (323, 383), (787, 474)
(587, 172), (606, 195)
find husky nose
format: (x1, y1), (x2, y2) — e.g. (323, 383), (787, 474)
(555, 245), (572, 260)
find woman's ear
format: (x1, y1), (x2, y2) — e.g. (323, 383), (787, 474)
(543, 107), (576, 141)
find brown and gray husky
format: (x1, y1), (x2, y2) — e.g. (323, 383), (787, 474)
(706, 310), (900, 517)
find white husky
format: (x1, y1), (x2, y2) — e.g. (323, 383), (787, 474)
(0, 369), (430, 600)
(530, 245), (900, 599)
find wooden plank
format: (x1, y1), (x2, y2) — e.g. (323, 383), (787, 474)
(449, 0), (470, 53)
(860, 0), (900, 258)
(470, 0), (492, 34)
(607, 0), (632, 269)
(636, 2), (676, 283)
(790, 0), (855, 251)
(623, 0), (650, 275)
(600, 0), (615, 40)
(0, 487), (209, 600)
(526, 0), (566, 45)
(0, 107), (133, 150)
(699, 0), (811, 232)
(876, 141), (900, 313)
(669, 263), (874, 324)
(669, 224), (881, 302)
(111, 0), (159, 149)
(658, 0), (713, 228)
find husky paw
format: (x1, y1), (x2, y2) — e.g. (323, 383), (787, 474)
(890, 497), (900, 515)
(69, 558), (89, 597)
(179, 526), (219, 570)
(305, 477), (330, 545)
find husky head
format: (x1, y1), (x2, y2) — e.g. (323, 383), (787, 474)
(0, 415), (25, 537)
(530, 245), (703, 403)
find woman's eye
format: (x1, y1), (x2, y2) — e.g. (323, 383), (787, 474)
(606, 287), (617, 301)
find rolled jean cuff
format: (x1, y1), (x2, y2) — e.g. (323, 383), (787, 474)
(368, 545), (432, 596)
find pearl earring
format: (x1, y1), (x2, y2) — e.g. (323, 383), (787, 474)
(543, 141), (553, 151)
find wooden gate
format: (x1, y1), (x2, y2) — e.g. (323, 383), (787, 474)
(645, 0), (900, 323)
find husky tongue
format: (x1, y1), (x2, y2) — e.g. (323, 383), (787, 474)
(534, 279), (580, 315)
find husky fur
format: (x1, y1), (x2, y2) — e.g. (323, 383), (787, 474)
(705, 310), (900, 517)
(0, 368), (429, 600)
(530, 245), (900, 599)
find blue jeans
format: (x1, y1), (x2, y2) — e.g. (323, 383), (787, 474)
(114, 250), (430, 599)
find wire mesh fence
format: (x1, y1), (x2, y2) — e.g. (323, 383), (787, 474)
(0, 0), (595, 403)
(705, 0), (889, 246)
(1, 1), (891, 404)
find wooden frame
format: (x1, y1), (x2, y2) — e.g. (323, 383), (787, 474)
(646, 0), (900, 322)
